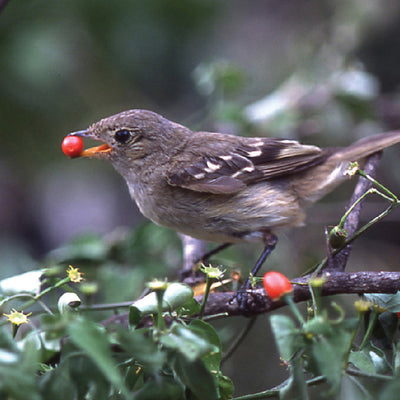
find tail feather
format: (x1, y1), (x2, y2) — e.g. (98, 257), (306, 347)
(298, 130), (400, 205)
(331, 131), (400, 162)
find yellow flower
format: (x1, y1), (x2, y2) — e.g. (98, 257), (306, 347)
(200, 264), (225, 280)
(147, 279), (169, 291)
(67, 265), (84, 283)
(354, 300), (372, 313)
(4, 309), (32, 326)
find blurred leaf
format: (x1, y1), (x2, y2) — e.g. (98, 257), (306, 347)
(193, 60), (246, 96)
(176, 297), (201, 317)
(133, 376), (184, 400)
(349, 350), (376, 373)
(304, 315), (334, 337)
(280, 356), (308, 400)
(362, 343), (392, 374)
(67, 317), (129, 398)
(309, 337), (342, 394)
(0, 269), (45, 296)
(394, 342), (400, 376)
(0, 331), (40, 400)
(117, 328), (166, 374)
(189, 320), (221, 369)
(305, 319), (357, 394)
(160, 322), (217, 362)
(173, 354), (218, 400)
(39, 365), (77, 400)
(129, 306), (143, 328)
(364, 292), (400, 311)
(50, 234), (109, 262)
(217, 372), (234, 400)
(270, 314), (303, 361)
(131, 283), (193, 316)
(65, 349), (110, 400)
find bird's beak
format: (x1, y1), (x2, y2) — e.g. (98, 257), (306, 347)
(68, 130), (112, 157)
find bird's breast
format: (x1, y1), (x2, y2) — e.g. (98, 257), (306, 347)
(127, 177), (306, 243)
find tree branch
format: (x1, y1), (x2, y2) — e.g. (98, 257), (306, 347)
(201, 270), (400, 317)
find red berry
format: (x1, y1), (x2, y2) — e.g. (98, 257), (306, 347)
(62, 136), (84, 158)
(263, 271), (293, 301)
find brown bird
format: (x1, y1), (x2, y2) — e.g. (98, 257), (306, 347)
(67, 109), (400, 283)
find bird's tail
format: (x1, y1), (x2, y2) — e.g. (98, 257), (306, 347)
(330, 131), (400, 162)
(298, 130), (400, 205)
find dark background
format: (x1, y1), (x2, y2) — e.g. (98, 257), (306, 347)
(1, 1), (400, 397)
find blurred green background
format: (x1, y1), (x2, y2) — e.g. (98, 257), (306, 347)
(2, 0), (400, 397)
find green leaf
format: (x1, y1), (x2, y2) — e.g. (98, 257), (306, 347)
(0, 333), (41, 400)
(160, 323), (218, 362)
(304, 316), (333, 337)
(176, 297), (201, 317)
(280, 356), (308, 400)
(174, 354), (218, 400)
(187, 320), (233, 399)
(394, 342), (400, 376)
(0, 269), (45, 296)
(270, 314), (302, 361)
(133, 376), (184, 400)
(129, 306), (143, 328)
(39, 366), (77, 400)
(216, 372), (234, 400)
(305, 320), (355, 395)
(362, 343), (392, 374)
(189, 320), (221, 370)
(365, 292), (400, 311)
(349, 350), (376, 373)
(117, 328), (166, 374)
(50, 234), (108, 262)
(309, 337), (342, 393)
(67, 317), (129, 398)
(131, 283), (193, 315)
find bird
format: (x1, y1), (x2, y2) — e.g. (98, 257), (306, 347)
(66, 109), (400, 288)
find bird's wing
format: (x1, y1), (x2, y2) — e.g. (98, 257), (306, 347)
(166, 137), (326, 194)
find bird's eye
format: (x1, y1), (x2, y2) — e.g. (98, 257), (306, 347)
(114, 129), (131, 144)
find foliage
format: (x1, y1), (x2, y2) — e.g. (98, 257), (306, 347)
(2, 2), (400, 398)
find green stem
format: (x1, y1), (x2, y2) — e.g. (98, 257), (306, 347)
(337, 188), (377, 228)
(285, 295), (305, 325)
(307, 198), (400, 276)
(359, 309), (378, 350)
(308, 282), (321, 316)
(357, 169), (399, 202)
(230, 376), (325, 400)
(343, 311), (363, 369)
(346, 366), (393, 381)
(198, 276), (214, 320)
(155, 289), (166, 333)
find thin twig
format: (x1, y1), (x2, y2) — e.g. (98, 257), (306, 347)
(221, 316), (257, 364)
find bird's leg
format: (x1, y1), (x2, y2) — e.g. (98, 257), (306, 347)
(235, 232), (278, 312)
(249, 232), (278, 279)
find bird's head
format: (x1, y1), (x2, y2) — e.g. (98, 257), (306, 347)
(67, 109), (187, 169)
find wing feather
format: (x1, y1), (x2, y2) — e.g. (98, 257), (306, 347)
(166, 136), (326, 194)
